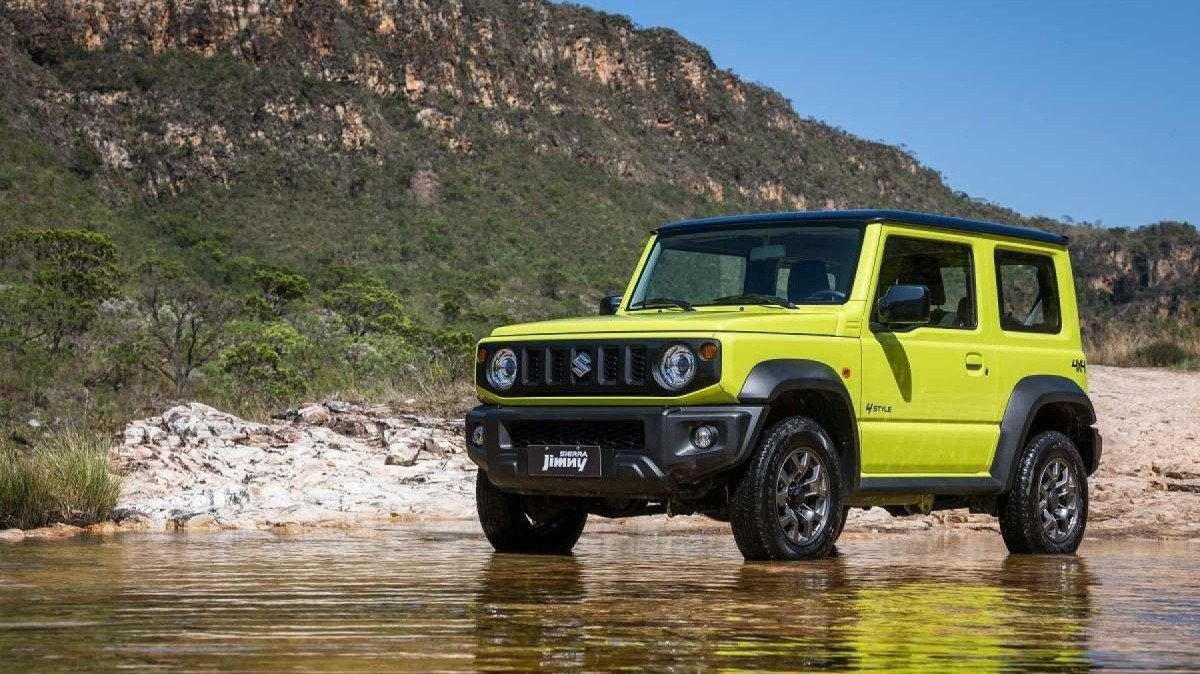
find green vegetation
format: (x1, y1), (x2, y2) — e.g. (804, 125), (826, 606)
(0, 429), (122, 529)
(0, 5), (1195, 449)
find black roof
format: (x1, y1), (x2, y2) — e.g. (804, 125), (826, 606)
(655, 209), (1067, 246)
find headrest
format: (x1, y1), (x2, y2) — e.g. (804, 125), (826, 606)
(787, 260), (829, 302)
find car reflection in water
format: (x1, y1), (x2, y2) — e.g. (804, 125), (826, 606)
(471, 546), (1094, 672)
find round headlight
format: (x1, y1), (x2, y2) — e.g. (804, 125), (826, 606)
(486, 348), (518, 390)
(654, 344), (696, 390)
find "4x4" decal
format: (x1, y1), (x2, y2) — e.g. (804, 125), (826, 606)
(1072, 358), (1087, 373)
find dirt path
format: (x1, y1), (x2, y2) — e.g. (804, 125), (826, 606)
(844, 365), (1200, 537)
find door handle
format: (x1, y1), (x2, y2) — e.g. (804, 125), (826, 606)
(965, 353), (985, 370)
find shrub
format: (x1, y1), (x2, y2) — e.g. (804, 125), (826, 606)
(218, 322), (310, 401)
(1132, 340), (1192, 367)
(0, 429), (122, 530)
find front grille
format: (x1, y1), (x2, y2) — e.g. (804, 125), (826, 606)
(507, 419), (644, 451)
(478, 339), (719, 397)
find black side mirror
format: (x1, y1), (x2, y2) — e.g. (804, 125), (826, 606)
(599, 294), (623, 315)
(877, 285), (931, 327)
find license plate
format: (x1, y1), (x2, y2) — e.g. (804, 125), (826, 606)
(526, 445), (601, 478)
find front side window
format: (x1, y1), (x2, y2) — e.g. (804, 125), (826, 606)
(996, 250), (1061, 333)
(629, 224), (865, 309)
(873, 235), (976, 329)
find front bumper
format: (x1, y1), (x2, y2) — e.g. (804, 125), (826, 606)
(465, 405), (767, 497)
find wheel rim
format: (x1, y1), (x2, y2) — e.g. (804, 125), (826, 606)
(775, 447), (831, 546)
(1038, 458), (1080, 543)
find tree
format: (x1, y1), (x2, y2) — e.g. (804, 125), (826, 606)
(0, 229), (122, 355)
(252, 267), (310, 317)
(134, 260), (237, 392)
(320, 281), (420, 338)
(219, 322), (309, 400)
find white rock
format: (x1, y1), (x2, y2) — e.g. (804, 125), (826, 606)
(113, 400), (475, 528)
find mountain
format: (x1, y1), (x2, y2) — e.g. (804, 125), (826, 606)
(0, 0), (1196, 431)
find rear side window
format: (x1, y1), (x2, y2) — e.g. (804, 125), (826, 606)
(995, 250), (1061, 334)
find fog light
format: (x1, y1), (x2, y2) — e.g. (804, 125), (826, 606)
(691, 424), (718, 449)
(470, 425), (485, 447)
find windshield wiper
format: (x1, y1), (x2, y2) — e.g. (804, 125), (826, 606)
(628, 297), (696, 312)
(710, 293), (797, 309)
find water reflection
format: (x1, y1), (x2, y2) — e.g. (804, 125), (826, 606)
(0, 527), (1194, 672)
(468, 542), (1099, 672)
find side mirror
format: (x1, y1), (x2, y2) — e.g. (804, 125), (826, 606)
(877, 285), (931, 327)
(599, 294), (623, 315)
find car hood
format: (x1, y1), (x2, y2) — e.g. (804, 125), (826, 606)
(488, 308), (842, 339)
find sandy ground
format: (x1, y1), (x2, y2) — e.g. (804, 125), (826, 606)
(2, 366), (1196, 542)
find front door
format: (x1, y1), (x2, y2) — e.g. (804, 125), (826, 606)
(859, 231), (998, 475)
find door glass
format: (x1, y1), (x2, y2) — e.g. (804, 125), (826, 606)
(874, 236), (976, 329)
(995, 250), (1061, 333)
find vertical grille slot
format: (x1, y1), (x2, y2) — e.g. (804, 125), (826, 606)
(628, 346), (647, 384)
(601, 347), (620, 384)
(549, 348), (567, 383)
(523, 348), (543, 384)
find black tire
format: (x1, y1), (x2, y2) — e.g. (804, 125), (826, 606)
(998, 431), (1088, 554)
(475, 470), (588, 555)
(730, 416), (845, 561)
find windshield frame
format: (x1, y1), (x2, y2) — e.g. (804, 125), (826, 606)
(625, 220), (867, 311)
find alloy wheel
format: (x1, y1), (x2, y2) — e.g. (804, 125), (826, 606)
(775, 447), (831, 545)
(1038, 458), (1080, 542)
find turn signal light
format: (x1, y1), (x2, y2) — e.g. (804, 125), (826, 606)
(476, 347), (488, 364)
(698, 342), (719, 361)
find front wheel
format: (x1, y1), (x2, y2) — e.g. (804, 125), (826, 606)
(476, 470), (588, 555)
(730, 416), (845, 561)
(997, 431), (1088, 554)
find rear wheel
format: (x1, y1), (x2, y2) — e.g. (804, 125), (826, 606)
(730, 416), (845, 561)
(476, 470), (588, 555)
(997, 431), (1088, 554)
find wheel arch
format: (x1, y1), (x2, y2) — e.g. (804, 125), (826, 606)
(738, 359), (860, 494)
(993, 375), (1100, 492)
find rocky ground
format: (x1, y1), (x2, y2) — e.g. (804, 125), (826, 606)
(2, 365), (1196, 542)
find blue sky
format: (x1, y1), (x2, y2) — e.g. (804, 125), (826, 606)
(568, 1), (1198, 228)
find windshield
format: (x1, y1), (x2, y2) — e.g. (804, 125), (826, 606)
(628, 224), (865, 310)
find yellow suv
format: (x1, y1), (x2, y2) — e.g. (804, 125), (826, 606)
(467, 210), (1101, 560)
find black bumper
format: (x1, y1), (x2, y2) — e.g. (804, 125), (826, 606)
(465, 405), (767, 497)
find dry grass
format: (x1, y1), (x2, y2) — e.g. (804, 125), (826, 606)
(1085, 327), (1200, 369)
(0, 428), (122, 530)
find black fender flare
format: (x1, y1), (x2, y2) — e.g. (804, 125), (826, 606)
(991, 375), (1098, 492)
(738, 359), (860, 493)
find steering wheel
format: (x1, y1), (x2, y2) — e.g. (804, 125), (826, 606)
(806, 289), (846, 303)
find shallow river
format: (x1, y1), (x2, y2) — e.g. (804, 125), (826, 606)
(0, 524), (1197, 672)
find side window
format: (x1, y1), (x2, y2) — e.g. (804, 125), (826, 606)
(874, 236), (976, 329)
(996, 250), (1061, 333)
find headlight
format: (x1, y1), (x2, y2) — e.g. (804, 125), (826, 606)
(654, 344), (696, 390)
(486, 348), (518, 390)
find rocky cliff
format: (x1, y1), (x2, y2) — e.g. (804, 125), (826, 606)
(3, 0), (971, 213)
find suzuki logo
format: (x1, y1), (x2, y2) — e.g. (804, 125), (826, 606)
(570, 352), (593, 378)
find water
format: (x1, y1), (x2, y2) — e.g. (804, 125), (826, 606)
(0, 525), (1197, 672)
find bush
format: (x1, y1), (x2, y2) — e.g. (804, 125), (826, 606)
(218, 322), (310, 401)
(1133, 340), (1192, 367)
(0, 429), (122, 529)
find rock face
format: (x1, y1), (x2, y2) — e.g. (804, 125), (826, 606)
(115, 401), (476, 529)
(0, 0), (985, 214)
